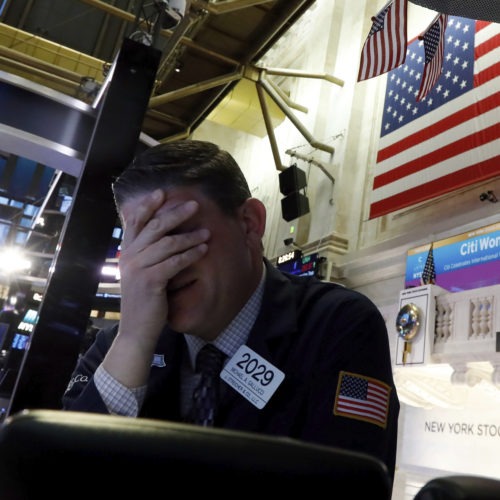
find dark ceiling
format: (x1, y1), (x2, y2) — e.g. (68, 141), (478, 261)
(1, 1), (499, 146)
(0, 0), (317, 143)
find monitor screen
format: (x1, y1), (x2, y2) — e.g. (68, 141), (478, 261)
(0, 322), (9, 350)
(405, 221), (500, 291)
(9, 308), (37, 351)
(59, 195), (73, 214)
(276, 252), (321, 277)
(16, 309), (38, 335)
(11, 333), (29, 350)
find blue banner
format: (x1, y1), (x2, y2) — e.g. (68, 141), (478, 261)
(405, 222), (500, 291)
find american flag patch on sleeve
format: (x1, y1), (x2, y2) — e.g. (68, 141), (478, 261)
(333, 371), (391, 428)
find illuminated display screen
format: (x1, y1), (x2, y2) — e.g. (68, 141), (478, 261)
(276, 252), (321, 277)
(11, 333), (29, 350)
(8, 308), (39, 350)
(405, 221), (500, 291)
(16, 309), (38, 334)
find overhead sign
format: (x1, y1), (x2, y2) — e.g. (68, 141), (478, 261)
(405, 222), (500, 292)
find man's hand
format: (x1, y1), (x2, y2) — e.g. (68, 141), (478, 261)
(102, 189), (210, 388)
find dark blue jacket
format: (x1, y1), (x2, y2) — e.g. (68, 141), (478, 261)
(63, 260), (399, 480)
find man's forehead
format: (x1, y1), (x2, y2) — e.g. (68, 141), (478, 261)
(121, 185), (209, 215)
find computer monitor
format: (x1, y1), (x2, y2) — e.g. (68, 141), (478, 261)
(14, 308), (38, 339)
(10, 333), (29, 350)
(0, 323), (10, 351)
(277, 251), (322, 277)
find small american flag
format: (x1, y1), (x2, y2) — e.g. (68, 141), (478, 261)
(334, 371), (390, 428)
(417, 13), (449, 101)
(357, 0), (407, 82)
(420, 242), (436, 285)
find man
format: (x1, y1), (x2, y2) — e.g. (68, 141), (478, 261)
(63, 140), (399, 481)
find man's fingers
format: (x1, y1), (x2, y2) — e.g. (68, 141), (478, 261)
(119, 227), (210, 279)
(122, 198), (199, 251)
(164, 242), (209, 272)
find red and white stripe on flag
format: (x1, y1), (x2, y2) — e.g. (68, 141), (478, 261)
(357, 0), (408, 81)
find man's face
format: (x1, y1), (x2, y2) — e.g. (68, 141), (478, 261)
(154, 186), (263, 339)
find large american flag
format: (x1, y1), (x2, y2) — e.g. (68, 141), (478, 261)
(357, 0), (407, 82)
(369, 17), (500, 219)
(334, 371), (390, 428)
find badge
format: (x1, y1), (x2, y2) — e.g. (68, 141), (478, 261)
(221, 345), (285, 409)
(151, 353), (166, 367)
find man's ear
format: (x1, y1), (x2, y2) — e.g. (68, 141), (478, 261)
(239, 198), (266, 241)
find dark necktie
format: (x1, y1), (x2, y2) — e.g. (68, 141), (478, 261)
(189, 344), (226, 427)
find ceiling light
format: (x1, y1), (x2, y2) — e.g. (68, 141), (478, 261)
(0, 248), (31, 273)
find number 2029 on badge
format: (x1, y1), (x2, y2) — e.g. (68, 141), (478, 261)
(221, 345), (285, 409)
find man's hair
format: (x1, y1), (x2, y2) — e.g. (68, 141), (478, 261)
(112, 140), (252, 215)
